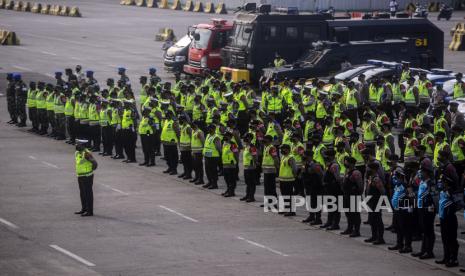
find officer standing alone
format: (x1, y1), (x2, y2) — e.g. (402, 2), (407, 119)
(75, 139), (98, 217)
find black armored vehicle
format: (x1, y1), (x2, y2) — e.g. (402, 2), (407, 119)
(220, 3), (444, 83)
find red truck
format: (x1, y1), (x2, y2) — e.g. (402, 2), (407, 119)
(183, 19), (233, 76)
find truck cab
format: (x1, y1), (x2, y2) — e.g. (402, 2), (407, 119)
(183, 19), (233, 76)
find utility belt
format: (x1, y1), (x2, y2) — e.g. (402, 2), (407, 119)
(89, 120), (99, 126)
(179, 143), (191, 151)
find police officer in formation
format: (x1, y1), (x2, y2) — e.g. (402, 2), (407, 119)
(6, 73), (27, 126)
(7, 65), (465, 268)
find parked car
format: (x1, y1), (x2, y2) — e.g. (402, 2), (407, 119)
(351, 67), (396, 84)
(333, 65), (376, 81)
(164, 35), (192, 74)
(443, 78), (465, 96)
(426, 68), (456, 85)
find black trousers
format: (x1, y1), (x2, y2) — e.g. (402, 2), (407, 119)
(264, 173), (278, 204)
(345, 211), (361, 232)
(326, 208), (341, 227)
(141, 134), (155, 164)
(101, 126), (114, 155)
(153, 129), (161, 154)
(163, 144), (178, 172)
(79, 124), (89, 141)
(88, 125), (101, 150)
(368, 212), (384, 241)
(123, 129), (137, 161)
(279, 180), (294, 212)
(205, 157), (219, 187)
(223, 167), (237, 194)
(394, 209), (413, 248)
(244, 169), (257, 200)
(66, 116), (76, 142)
(47, 110), (56, 133)
(440, 216), (459, 262)
(305, 183), (322, 221)
(419, 208), (436, 254)
(38, 109), (48, 133)
(180, 150), (192, 176)
(7, 96), (17, 122)
(55, 114), (66, 139)
(294, 174), (304, 196)
(17, 102), (26, 124)
(78, 175), (94, 213)
(114, 129), (124, 157)
(192, 152), (204, 182)
(28, 107), (39, 130)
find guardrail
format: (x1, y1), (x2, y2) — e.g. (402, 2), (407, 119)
(120, 0), (227, 14)
(0, 29), (20, 45)
(449, 23), (465, 51)
(0, 0), (81, 17)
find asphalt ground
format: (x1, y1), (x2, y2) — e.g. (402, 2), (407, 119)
(2, 1), (465, 275)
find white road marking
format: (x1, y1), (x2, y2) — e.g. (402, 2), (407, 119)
(99, 183), (129, 196)
(0, 217), (19, 229)
(236, 236), (289, 257)
(158, 205), (198, 222)
(12, 65), (32, 71)
(28, 155), (37, 160)
(45, 73), (55, 78)
(40, 51), (57, 56)
(49, 245), (95, 267)
(41, 161), (59, 169)
(70, 56), (80, 60)
(21, 32), (102, 48)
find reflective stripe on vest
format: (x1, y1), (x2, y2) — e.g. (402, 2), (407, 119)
(54, 94), (65, 114)
(161, 119), (177, 143)
(313, 144), (326, 169)
(351, 142), (364, 166)
(75, 150), (93, 177)
(203, 133), (220, 157)
(99, 108), (110, 126)
(222, 142), (237, 166)
(454, 82), (464, 99)
(121, 109), (133, 129)
(451, 135), (465, 162)
(180, 124), (191, 147)
(405, 88), (416, 105)
(64, 97), (74, 116)
(191, 129), (203, 152)
(138, 116), (153, 135)
(279, 155), (295, 182)
(262, 144), (276, 169)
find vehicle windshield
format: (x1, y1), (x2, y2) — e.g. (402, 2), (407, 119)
(229, 23), (253, 48)
(192, 29), (212, 49)
(175, 35), (192, 48)
(335, 65), (373, 80)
